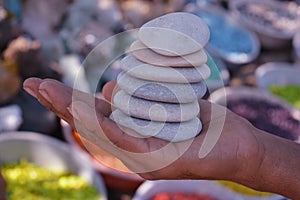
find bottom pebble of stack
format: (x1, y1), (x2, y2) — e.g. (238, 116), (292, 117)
(110, 109), (202, 142)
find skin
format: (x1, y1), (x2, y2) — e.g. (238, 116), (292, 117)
(23, 78), (300, 199)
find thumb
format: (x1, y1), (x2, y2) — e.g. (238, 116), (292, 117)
(102, 81), (119, 103)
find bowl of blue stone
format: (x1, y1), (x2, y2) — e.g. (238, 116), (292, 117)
(185, 4), (260, 67)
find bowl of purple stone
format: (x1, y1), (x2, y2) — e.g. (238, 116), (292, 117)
(210, 86), (300, 142)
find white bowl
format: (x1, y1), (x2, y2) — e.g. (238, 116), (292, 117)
(229, 0), (300, 49)
(133, 180), (284, 200)
(255, 62), (300, 90)
(0, 131), (107, 200)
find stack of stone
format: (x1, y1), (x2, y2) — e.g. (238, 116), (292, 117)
(111, 12), (211, 142)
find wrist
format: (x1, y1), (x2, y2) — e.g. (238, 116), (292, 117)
(233, 126), (267, 190)
(190, 116), (265, 183)
(230, 124), (267, 188)
(235, 126), (300, 199)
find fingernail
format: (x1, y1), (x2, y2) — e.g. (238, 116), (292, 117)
(39, 89), (53, 104)
(23, 86), (37, 98)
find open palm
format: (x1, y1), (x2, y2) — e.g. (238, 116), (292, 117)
(23, 78), (262, 182)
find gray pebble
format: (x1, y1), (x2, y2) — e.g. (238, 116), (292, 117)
(138, 12), (210, 56)
(129, 40), (208, 67)
(110, 109), (202, 142)
(117, 72), (207, 103)
(121, 54), (211, 83)
(113, 90), (200, 122)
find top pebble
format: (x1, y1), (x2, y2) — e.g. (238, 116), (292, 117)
(138, 12), (210, 57)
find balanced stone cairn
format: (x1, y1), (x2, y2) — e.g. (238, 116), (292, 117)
(110, 12), (211, 142)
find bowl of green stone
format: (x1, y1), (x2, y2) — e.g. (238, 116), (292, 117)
(206, 53), (230, 92)
(255, 62), (300, 109)
(0, 131), (107, 200)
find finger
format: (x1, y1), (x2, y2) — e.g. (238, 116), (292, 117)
(70, 100), (153, 153)
(198, 99), (213, 125)
(198, 99), (228, 125)
(24, 78), (76, 127)
(37, 79), (74, 124)
(23, 77), (43, 98)
(71, 100), (185, 174)
(102, 81), (119, 103)
(23, 78), (112, 127)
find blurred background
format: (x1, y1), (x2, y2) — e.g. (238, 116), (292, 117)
(0, 0), (300, 200)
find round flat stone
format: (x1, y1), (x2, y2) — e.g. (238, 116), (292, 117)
(114, 90), (200, 122)
(138, 12), (210, 56)
(117, 72), (207, 103)
(110, 109), (202, 142)
(121, 54), (211, 83)
(129, 40), (207, 67)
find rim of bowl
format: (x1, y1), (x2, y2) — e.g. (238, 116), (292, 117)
(255, 62), (300, 89)
(133, 180), (284, 200)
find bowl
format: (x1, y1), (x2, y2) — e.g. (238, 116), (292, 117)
(293, 31), (300, 63)
(185, 4), (260, 67)
(61, 120), (144, 192)
(132, 180), (284, 200)
(255, 62), (300, 90)
(255, 62), (300, 109)
(209, 86), (300, 142)
(206, 53), (230, 92)
(229, 0), (300, 49)
(0, 131), (107, 200)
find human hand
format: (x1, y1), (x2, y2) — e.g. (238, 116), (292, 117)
(22, 78), (262, 184)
